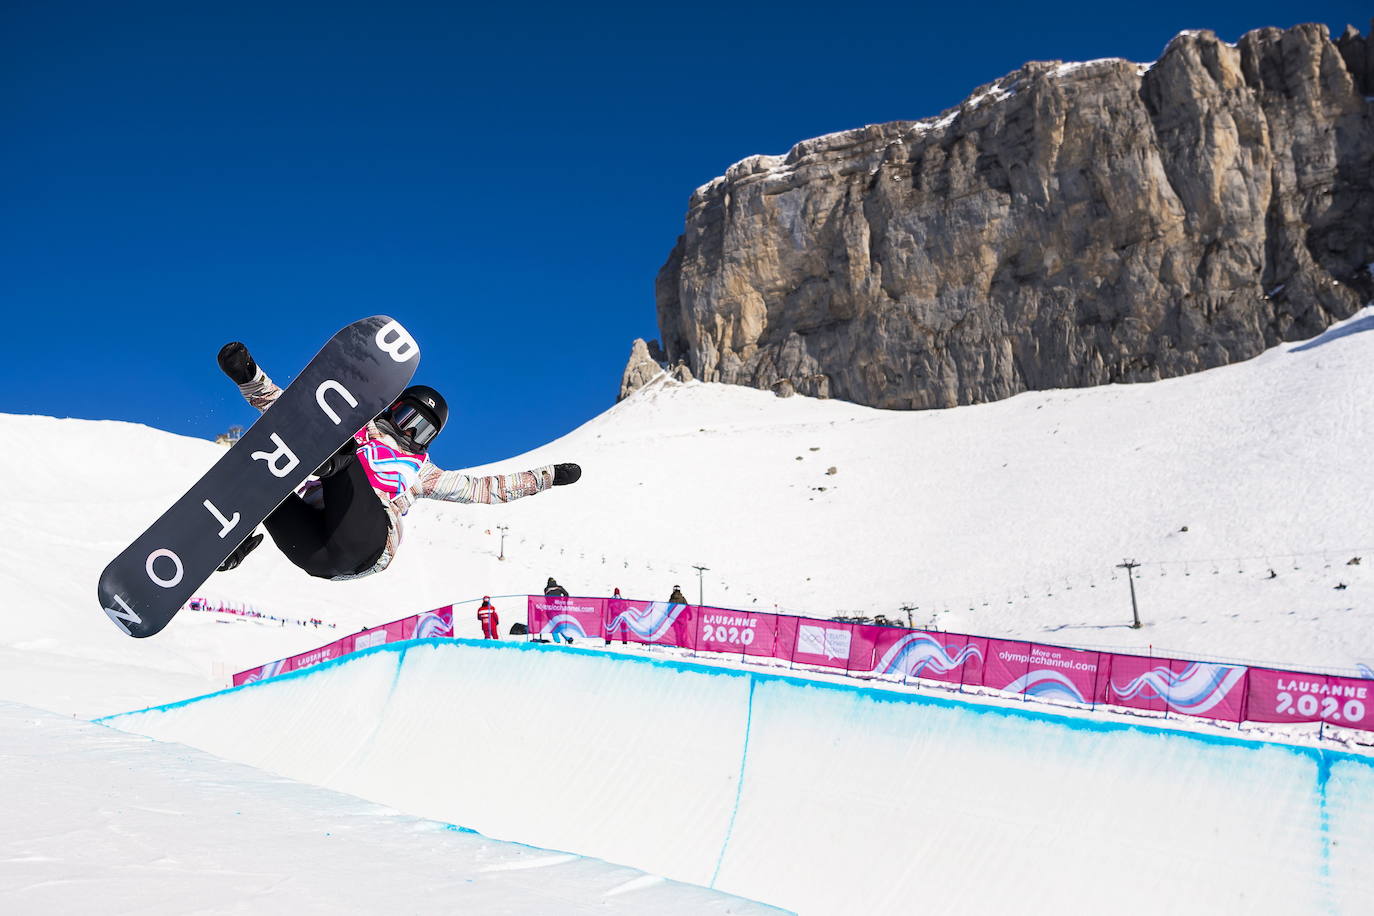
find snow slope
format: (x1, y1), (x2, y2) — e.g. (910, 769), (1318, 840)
(102, 639), (1374, 914)
(2, 309), (1372, 718)
(0, 699), (782, 915)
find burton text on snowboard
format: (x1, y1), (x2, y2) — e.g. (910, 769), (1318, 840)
(97, 315), (420, 637)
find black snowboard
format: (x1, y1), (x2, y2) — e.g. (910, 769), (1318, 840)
(97, 315), (420, 638)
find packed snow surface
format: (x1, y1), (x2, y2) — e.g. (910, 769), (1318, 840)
(2, 307), (1374, 912)
(102, 640), (1374, 914)
(0, 699), (780, 914)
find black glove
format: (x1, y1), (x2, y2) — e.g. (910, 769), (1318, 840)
(217, 531), (263, 572)
(314, 442), (356, 479)
(553, 463), (581, 486)
(217, 342), (258, 385)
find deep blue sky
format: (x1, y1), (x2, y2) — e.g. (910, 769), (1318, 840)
(3, 2), (1365, 468)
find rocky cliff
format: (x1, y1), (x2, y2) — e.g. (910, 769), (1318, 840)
(645, 23), (1374, 408)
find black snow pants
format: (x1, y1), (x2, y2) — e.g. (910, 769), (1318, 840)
(264, 455), (390, 579)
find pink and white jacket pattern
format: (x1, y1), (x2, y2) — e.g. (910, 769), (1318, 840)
(236, 368), (556, 579)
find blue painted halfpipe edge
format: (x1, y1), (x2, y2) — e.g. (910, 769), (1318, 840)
(94, 637), (1374, 770)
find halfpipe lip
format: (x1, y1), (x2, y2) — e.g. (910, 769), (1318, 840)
(95, 637), (1374, 766)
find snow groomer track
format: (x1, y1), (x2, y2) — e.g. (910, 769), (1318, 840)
(101, 638), (1374, 914)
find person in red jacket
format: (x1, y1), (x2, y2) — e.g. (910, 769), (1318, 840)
(477, 596), (500, 640)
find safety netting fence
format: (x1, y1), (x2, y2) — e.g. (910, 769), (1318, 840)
(228, 595), (1372, 738)
(232, 607), (454, 685)
(528, 595), (1374, 736)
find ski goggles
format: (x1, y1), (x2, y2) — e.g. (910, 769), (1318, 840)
(388, 402), (440, 449)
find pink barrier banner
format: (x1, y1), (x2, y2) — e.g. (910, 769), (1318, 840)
(695, 606), (780, 657)
(235, 595), (1374, 736)
(233, 634), (354, 686)
(1245, 668), (1374, 730)
(528, 596), (606, 641)
(845, 624), (884, 673)
(1104, 655), (1171, 714)
(771, 614), (800, 661)
(412, 606), (455, 639)
(859, 628), (987, 685)
(1104, 654), (1247, 721)
(355, 607), (454, 650)
(790, 619), (856, 670)
(232, 607), (454, 686)
(234, 658), (289, 686)
(605, 599), (695, 647)
(983, 639), (1104, 706)
(353, 618), (410, 651)
(284, 637), (351, 673)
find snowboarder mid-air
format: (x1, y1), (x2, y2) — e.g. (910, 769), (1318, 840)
(215, 341), (581, 580)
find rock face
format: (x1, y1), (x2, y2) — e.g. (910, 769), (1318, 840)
(619, 338), (668, 400)
(653, 24), (1374, 409)
(618, 338), (694, 400)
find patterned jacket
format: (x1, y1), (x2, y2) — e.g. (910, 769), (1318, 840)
(235, 367), (556, 579)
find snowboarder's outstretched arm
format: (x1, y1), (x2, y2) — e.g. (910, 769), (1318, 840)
(218, 340), (582, 505)
(419, 462), (580, 505)
(218, 342), (281, 413)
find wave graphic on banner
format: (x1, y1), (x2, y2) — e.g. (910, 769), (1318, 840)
(415, 611), (452, 639)
(1111, 662), (1245, 714)
(873, 633), (982, 677)
(543, 615), (590, 641)
(242, 658), (287, 684)
(606, 602), (686, 643)
(1002, 670), (1089, 704)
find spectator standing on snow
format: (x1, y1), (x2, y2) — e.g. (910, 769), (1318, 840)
(669, 585), (688, 604)
(610, 587), (625, 645)
(477, 596), (500, 640)
(543, 578), (572, 642)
